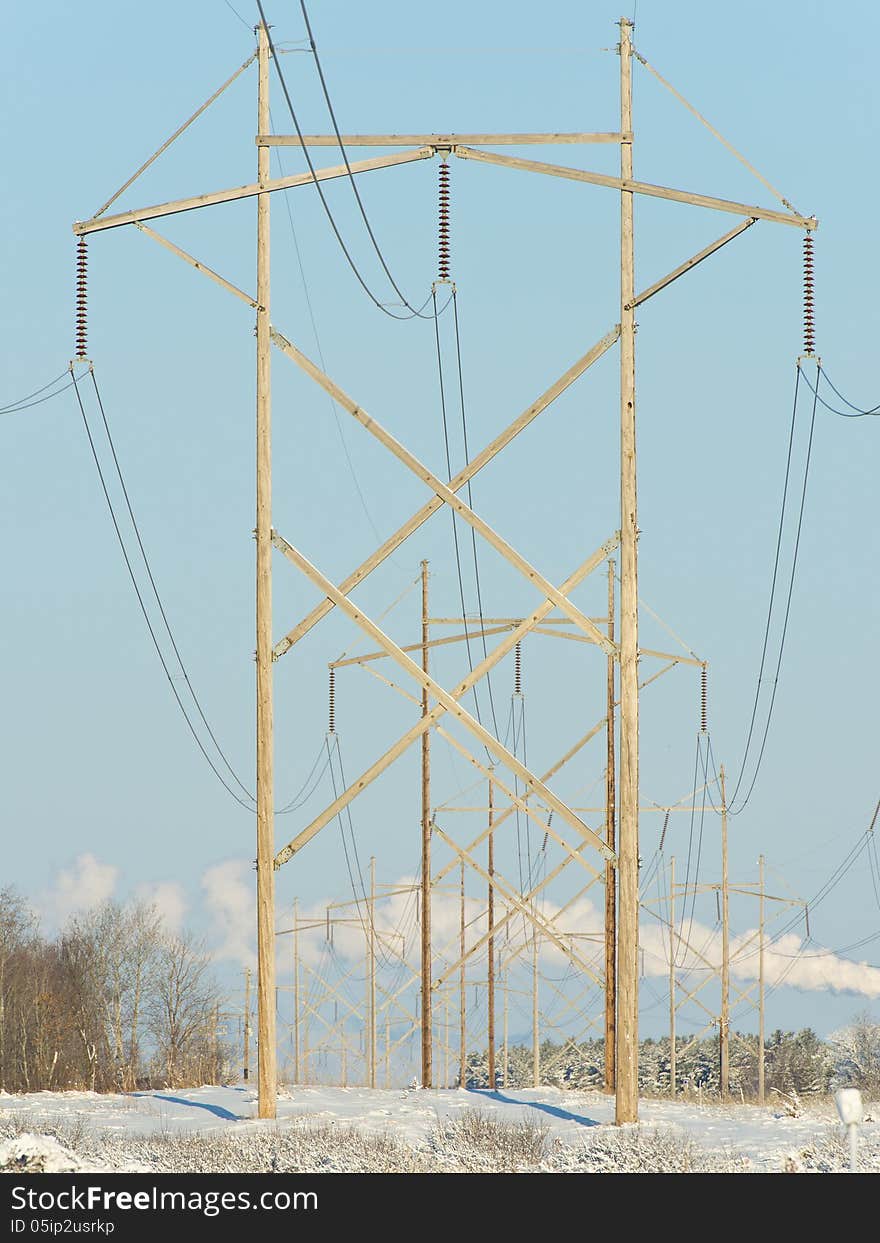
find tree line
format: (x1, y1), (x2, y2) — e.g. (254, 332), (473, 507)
(465, 1016), (880, 1099)
(0, 887), (229, 1093)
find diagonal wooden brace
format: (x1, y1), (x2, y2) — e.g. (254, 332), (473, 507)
(432, 725), (602, 881)
(432, 845), (599, 990)
(272, 533), (617, 869)
(271, 329), (613, 655)
(273, 534), (619, 869)
(432, 822), (603, 985)
(353, 662), (601, 885)
(453, 146), (817, 230)
(272, 327), (620, 659)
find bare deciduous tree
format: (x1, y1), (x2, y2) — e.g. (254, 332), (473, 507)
(0, 889), (226, 1093)
(147, 930), (222, 1088)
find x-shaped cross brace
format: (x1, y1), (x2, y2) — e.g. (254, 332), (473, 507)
(272, 533), (616, 868)
(268, 327), (621, 871)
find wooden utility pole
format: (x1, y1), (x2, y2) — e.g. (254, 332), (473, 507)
(502, 963), (509, 1088)
(487, 778), (496, 1089)
(605, 557), (617, 1092)
(459, 860), (467, 1087)
(368, 856), (377, 1088)
(758, 853), (765, 1105)
(420, 559), (433, 1088)
(615, 13), (640, 1126)
(385, 1011), (391, 1087)
(255, 18), (277, 1122)
(669, 856), (676, 1096)
(292, 898), (300, 1084)
(532, 929), (540, 1087)
(443, 989), (450, 1086)
(302, 994), (309, 1086)
(720, 765), (730, 1100)
(211, 1005), (219, 1082)
(243, 967), (251, 1083)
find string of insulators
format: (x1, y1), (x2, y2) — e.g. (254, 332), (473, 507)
(75, 238), (88, 359)
(514, 641), (522, 695)
(437, 160), (451, 281)
(803, 232), (816, 356)
(328, 667), (335, 734)
(700, 665), (708, 733)
(659, 810), (670, 852)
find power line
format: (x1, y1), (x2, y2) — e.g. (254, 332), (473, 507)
(254, 3), (435, 322)
(730, 367), (819, 814)
(1, 367), (74, 412)
(674, 734), (703, 966)
(767, 929), (880, 961)
(297, 0), (435, 320)
(432, 286), (487, 734)
(727, 365), (801, 810)
(801, 363), (880, 418)
(326, 732), (397, 971)
(2, 379), (78, 415)
(680, 736), (712, 958)
(71, 369), (255, 810)
(222, 0), (252, 29)
(88, 368), (256, 804)
(325, 733), (370, 944)
(738, 815), (877, 963)
(269, 109), (410, 569)
(276, 737), (332, 814)
(331, 734), (369, 911)
(452, 288), (501, 739)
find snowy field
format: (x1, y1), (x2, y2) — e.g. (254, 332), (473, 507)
(1, 1085), (877, 1174)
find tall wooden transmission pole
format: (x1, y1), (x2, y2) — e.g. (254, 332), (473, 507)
(385, 1011), (391, 1087)
(302, 987), (309, 1086)
(669, 856), (676, 1096)
(758, 853), (765, 1105)
(487, 777), (496, 1089)
(420, 559), (433, 1087)
(615, 13), (640, 1126)
(532, 929), (540, 1087)
(293, 897), (300, 1084)
(459, 859), (466, 1087)
(243, 966), (251, 1083)
(443, 990), (450, 1086)
(255, 18), (277, 1121)
(720, 765), (730, 1100)
(605, 557), (617, 1092)
(502, 962), (509, 1088)
(368, 856), (377, 1088)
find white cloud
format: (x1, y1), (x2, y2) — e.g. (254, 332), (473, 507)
(291, 876), (880, 1002)
(639, 916), (880, 999)
(39, 853), (118, 929)
(133, 881), (187, 933)
(201, 859), (255, 966)
(292, 879), (607, 981)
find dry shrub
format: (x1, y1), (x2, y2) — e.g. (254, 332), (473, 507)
(428, 1109), (550, 1171)
(546, 1126), (752, 1174)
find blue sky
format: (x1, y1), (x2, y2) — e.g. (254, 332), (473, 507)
(2, 0), (878, 1047)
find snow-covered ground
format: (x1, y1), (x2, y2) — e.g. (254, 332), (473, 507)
(1, 1085), (877, 1173)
